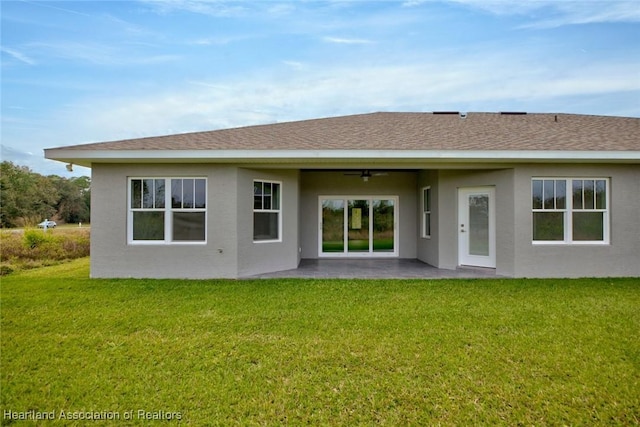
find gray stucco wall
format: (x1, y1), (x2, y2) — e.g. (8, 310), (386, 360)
(90, 163), (239, 279)
(512, 164), (640, 278)
(299, 171), (418, 259)
(90, 163), (638, 279)
(416, 170), (440, 267)
(433, 169), (516, 276)
(236, 168), (300, 277)
(420, 164), (639, 278)
(91, 164), (301, 279)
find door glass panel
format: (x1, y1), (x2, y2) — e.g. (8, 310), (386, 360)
(373, 199), (394, 252)
(348, 200), (369, 252)
(468, 194), (489, 256)
(322, 199), (344, 252)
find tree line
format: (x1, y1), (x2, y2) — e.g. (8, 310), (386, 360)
(0, 161), (90, 228)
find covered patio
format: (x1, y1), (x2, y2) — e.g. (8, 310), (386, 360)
(244, 259), (500, 279)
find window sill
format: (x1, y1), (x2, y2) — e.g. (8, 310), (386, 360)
(128, 241), (207, 246)
(532, 241), (610, 246)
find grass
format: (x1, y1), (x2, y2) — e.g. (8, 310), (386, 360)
(0, 227), (90, 275)
(1, 260), (639, 425)
(322, 238), (394, 253)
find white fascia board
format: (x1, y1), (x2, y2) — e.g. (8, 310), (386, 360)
(45, 149), (640, 165)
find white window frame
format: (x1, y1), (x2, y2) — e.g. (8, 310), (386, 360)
(421, 186), (431, 239)
(128, 177), (207, 245)
(532, 177), (609, 245)
(253, 180), (282, 243)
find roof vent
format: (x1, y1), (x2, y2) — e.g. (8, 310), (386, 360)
(459, 112), (467, 119)
(499, 111), (527, 115)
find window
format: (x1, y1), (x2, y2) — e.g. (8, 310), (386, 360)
(253, 180), (281, 242)
(421, 187), (431, 238)
(532, 178), (608, 244)
(129, 178), (206, 244)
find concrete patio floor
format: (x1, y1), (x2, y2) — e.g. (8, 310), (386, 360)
(245, 259), (501, 279)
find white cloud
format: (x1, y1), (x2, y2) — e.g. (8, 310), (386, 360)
(26, 41), (181, 66)
(521, 2), (640, 29)
(53, 50), (639, 144)
(140, 0), (250, 17)
(6, 0), (638, 177)
(0, 144), (89, 177)
(266, 3), (296, 17)
(1, 47), (36, 65)
(402, 1), (427, 7)
(1, 144), (33, 161)
(282, 60), (305, 70)
(20, 0), (93, 18)
(188, 34), (257, 46)
(322, 36), (374, 44)
(449, 0), (640, 27)
(448, 0), (548, 16)
(101, 13), (160, 38)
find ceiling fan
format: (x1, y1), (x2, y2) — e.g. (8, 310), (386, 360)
(343, 169), (388, 182)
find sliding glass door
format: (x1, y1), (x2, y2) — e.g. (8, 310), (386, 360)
(320, 196), (397, 257)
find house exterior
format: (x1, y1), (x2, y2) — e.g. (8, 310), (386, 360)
(45, 112), (640, 279)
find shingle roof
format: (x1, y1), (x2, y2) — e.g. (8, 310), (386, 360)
(48, 112), (639, 152)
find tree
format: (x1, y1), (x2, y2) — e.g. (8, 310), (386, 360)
(1, 162), (56, 227)
(50, 175), (91, 224)
(0, 161), (90, 227)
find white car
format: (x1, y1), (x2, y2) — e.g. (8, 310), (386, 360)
(37, 220), (57, 228)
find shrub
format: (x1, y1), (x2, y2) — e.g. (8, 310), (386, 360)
(23, 228), (52, 249)
(1, 228), (90, 275)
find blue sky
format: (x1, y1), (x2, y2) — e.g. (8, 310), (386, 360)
(1, 0), (639, 176)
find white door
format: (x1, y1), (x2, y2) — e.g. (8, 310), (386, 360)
(458, 187), (496, 268)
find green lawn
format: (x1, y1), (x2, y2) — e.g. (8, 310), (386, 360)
(322, 239), (394, 253)
(1, 259), (639, 425)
